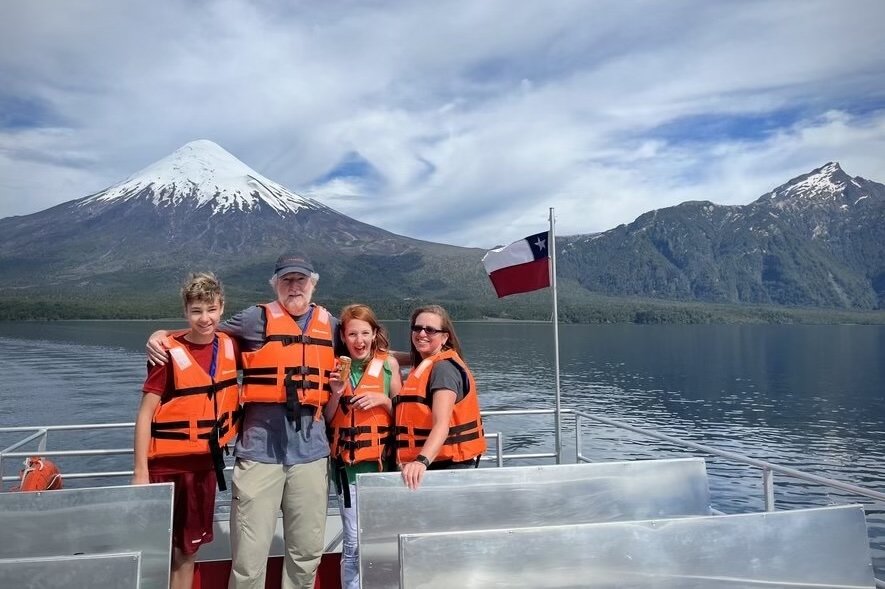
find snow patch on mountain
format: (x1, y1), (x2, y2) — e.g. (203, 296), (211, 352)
(779, 162), (846, 198)
(81, 140), (323, 216)
(763, 162), (851, 210)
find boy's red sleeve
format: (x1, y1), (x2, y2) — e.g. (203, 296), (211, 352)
(142, 362), (169, 396)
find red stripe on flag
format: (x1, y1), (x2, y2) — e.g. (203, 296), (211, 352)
(487, 257), (550, 298)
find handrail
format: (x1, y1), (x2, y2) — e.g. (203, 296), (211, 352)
(4, 411), (885, 503)
(566, 408), (885, 588)
(0, 423), (135, 433)
(572, 409), (885, 505)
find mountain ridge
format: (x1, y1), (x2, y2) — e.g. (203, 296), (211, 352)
(557, 162), (885, 309)
(1, 141), (883, 320)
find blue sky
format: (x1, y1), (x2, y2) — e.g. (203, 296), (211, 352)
(1, 0), (884, 247)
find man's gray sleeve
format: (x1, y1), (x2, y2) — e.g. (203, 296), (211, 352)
(220, 306), (266, 352)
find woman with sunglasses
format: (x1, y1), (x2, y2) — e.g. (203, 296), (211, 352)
(395, 304), (487, 490)
(324, 304), (402, 589)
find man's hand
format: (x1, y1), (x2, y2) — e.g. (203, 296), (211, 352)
(146, 330), (170, 365)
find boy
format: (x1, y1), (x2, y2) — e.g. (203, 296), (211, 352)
(133, 272), (240, 589)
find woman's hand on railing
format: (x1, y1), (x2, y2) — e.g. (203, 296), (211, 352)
(400, 460), (427, 490)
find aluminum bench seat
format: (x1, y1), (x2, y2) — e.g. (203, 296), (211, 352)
(357, 458), (711, 589)
(0, 483), (173, 589)
(398, 504), (875, 588)
(0, 553), (141, 589)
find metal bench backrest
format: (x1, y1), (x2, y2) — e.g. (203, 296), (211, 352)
(398, 504), (875, 588)
(357, 458), (711, 589)
(0, 483), (173, 589)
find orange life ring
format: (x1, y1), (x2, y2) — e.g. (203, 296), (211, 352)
(12, 456), (63, 491)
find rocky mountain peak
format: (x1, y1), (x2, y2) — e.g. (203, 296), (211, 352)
(759, 161), (859, 210)
(79, 139), (324, 217)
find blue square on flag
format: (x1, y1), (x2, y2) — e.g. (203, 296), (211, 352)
(525, 231), (549, 261)
(482, 231), (551, 298)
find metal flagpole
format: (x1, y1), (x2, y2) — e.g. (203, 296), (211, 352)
(549, 207), (562, 464)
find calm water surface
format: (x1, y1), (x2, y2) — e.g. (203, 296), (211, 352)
(1, 320), (883, 572)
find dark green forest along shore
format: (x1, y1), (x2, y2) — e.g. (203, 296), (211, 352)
(3, 293), (884, 325)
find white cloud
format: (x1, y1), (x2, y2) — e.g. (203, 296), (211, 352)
(1, 0), (884, 247)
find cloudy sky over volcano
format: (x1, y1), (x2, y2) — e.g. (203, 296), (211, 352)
(2, 0), (884, 247)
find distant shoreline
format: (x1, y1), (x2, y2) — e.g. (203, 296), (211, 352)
(2, 295), (884, 325)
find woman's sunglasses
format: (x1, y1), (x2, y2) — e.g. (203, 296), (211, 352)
(411, 325), (447, 336)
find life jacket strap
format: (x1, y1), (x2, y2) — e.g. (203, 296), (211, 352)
(392, 395), (433, 407)
(151, 418), (217, 435)
(337, 439), (375, 451)
(161, 377), (238, 404)
(445, 431), (482, 445)
(266, 334), (334, 348)
(242, 366), (321, 386)
(331, 459), (353, 509)
(207, 424), (228, 492)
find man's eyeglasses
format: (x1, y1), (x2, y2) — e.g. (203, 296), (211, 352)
(411, 325), (447, 336)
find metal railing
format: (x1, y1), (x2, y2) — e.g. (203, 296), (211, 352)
(572, 409), (885, 508)
(5, 409), (885, 503)
(3, 408), (884, 586)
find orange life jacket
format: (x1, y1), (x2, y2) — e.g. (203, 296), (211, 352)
(148, 332), (240, 462)
(394, 350), (486, 463)
(240, 302), (335, 421)
(329, 353), (393, 467)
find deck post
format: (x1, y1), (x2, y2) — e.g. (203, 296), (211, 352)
(763, 467), (776, 511)
(550, 207), (562, 464)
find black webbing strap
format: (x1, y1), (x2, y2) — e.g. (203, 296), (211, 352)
(338, 425), (374, 436)
(162, 377), (239, 403)
(445, 431), (482, 445)
(208, 424), (228, 492)
(337, 439), (375, 451)
(395, 437), (428, 448)
(242, 366), (321, 386)
(447, 421), (479, 434)
(332, 459), (352, 509)
(151, 419), (217, 437)
(266, 334), (334, 348)
(391, 395), (433, 407)
(443, 421), (481, 445)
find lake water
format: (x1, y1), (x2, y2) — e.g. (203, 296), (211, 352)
(1, 320), (884, 574)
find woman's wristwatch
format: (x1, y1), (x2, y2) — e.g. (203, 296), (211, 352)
(415, 454), (431, 468)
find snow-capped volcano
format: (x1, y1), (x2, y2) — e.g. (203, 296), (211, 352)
(0, 139), (483, 306)
(81, 139), (324, 216)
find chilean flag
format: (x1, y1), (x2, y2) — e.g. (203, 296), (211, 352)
(481, 231), (551, 298)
